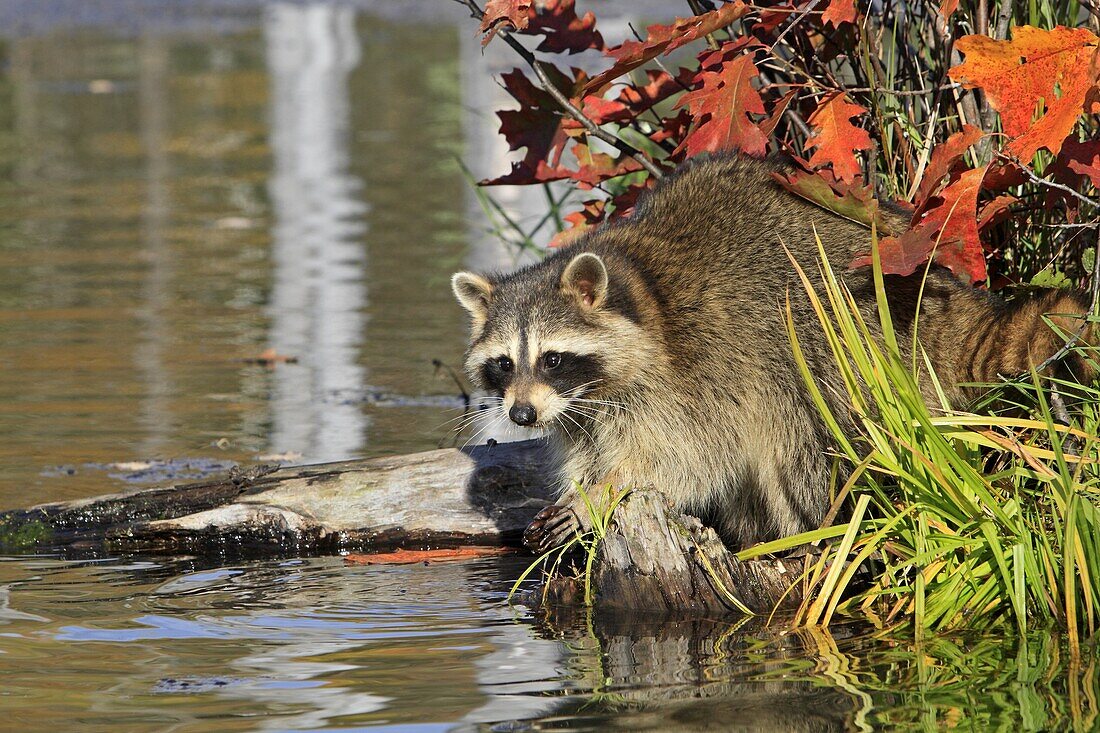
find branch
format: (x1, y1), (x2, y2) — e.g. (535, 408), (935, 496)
(1000, 153), (1100, 211)
(455, 0), (664, 179)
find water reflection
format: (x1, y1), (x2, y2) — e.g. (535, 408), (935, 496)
(264, 3), (368, 463)
(2, 555), (1097, 731)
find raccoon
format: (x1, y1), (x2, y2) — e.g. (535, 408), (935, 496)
(451, 155), (1095, 553)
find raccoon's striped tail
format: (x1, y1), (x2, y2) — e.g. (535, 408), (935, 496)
(959, 290), (1097, 385)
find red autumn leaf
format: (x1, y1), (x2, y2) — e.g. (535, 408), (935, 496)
(939, 0), (960, 19)
(582, 68), (694, 126)
(821, 0), (859, 28)
(674, 52), (767, 158)
(977, 194), (1018, 230)
(757, 2), (798, 34)
(916, 124), (985, 201)
(949, 26), (1100, 159)
(482, 67), (587, 186)
(550, 198), (606, 247)
(876, 167), (990, 283)
(344, 547), (514, 565)
(479, 0), (532, 46)
(1061, 138), (1100, 189)
(1046, 138), (1100, 220)
(528, 0), (603, 54)
(759, 90), (797, 138)
(583, 1), (752, 94)
(569, 141), (643, 187)
(549, 183), (649, 247)
(805, 92), (873, 183)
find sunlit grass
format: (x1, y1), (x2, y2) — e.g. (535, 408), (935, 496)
(766, 228), (1100, 645)
(509, 482), (632, 607)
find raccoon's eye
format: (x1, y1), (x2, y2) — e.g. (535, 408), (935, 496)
(543, 352), (562, 370)
(496, 356), (514, 372)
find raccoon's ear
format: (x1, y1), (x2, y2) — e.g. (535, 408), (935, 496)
(451, 272), (493, 320)
(561, 253), (608, 309)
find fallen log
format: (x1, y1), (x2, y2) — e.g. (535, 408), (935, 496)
(0, 442), (807, 614)
(0, 440), (558, 555)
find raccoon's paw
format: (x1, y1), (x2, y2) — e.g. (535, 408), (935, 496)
(523, 504), (581, 555)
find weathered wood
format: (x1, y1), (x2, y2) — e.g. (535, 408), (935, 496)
(541, 489), (806, 615)
(0, 443), (806, 616)
(0, 441), (557, 555)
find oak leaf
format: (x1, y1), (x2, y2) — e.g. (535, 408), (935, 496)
(482, 67), (586, 186)
(583, 2), (751, 94)
(674, 51), (767, 158)
(949, 26), (1100, 159)
(528, 0), (603, 54)
(877, 167), (990, 283)
(773, 165), (898, 233)
(821, 0), (858, 28)
(479, 0), (531, 46)
(805, 92), (873, 183)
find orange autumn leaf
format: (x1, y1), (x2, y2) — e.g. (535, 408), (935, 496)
(949, 26), (1100, 160)
(344, 547), (514, 565)
(821, 0), (858, 28)
(805, 92), (873, 183)
(674, 52), (767, 157)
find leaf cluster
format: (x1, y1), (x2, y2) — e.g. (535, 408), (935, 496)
(472, 0), (1100, 285)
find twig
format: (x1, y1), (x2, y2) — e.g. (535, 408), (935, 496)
(455, 0), (664, 179)
(1000, 153), (1100, 211)
(994, 0), (1014, 41)
(772, 0), (825, 47)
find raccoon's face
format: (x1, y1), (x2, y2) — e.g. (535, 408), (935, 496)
(452, 252), (646, 431)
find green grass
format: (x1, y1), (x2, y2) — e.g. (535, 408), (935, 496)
(764, 230), (1100, 646)
(509, 482), (632, 607)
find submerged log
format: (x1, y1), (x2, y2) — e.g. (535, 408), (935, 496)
(0, 442), (805, 614)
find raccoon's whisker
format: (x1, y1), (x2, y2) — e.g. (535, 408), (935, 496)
(558, 409), (596, 444)
(437, 407), (494, 429)
(563, 403), (609, 423)
(566, 379), (605, 398)
(447, 412), (491, 433)
(461, 412), (505, 450)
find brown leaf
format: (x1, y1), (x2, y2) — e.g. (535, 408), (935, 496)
(479, 0), (532, 46)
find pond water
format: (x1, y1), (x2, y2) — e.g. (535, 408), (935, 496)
(0, 2), (1096, 731)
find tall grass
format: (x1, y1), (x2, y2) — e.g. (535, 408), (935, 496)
(768, 232), (1100, 645)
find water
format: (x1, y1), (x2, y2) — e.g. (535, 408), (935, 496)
(0, 3), (1097, 730)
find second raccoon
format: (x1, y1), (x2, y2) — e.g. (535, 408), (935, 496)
(451, 155), (1095, 552)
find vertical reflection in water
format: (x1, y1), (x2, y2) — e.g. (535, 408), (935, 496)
(264, 4), (368, 463)
(135, 34), (173, 456)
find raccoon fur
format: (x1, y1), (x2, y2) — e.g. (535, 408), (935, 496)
(451, 154), (1096, 553)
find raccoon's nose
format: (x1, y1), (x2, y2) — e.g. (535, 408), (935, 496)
(509, 404), (537, 426)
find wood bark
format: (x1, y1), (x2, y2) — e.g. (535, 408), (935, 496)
(0, 442), (805, 614)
